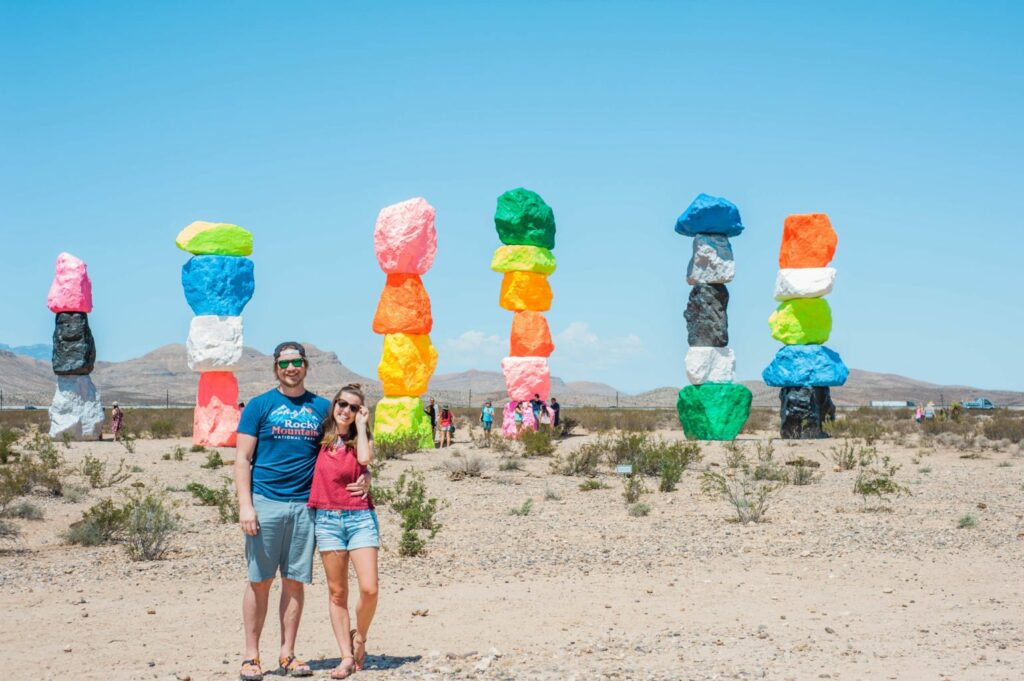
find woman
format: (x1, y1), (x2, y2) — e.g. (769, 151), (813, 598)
(438, 404), (455, 448)
(513, 401), (524, 436)
(308, 384), (378, 679)
(480, 401), (494, 441)
(111, 402), (124, 442)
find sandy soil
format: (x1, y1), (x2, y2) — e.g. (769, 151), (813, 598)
(1, 428), (1022, 681)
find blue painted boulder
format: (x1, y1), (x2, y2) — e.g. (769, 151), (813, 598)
(762, 345), (849, 387)
(182, 256), (255, 316)
(674, 193), (744, 237)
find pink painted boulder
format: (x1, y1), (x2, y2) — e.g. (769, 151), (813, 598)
(501, 356), (551, 401)
(197, 371), (239, 407)
(193, 395), (241, 447)
(373, 198), (437, 274)
(501, 400), (538, 438)
(47, 252), (93, 313)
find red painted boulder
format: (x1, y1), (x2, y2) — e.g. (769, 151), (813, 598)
(372, 274), (433, 334)
(510, 311), (554, 357)
(779, 214), (837, 268)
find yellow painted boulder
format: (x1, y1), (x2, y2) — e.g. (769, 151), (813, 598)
(490, 245), (556, 275)
(499, 271), (552, 311)
(378, 333), (438, 396)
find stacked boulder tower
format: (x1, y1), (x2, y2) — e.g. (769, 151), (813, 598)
(372, 198), (438, 449)
(763, 213), (848, 438)
(177, 221), (254, 447)
(492, 188), (556, 438)
(48, 253), (104, 439)
(673, 194), (752, 440)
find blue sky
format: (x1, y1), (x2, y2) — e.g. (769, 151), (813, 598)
(2, 1), (1022, 393)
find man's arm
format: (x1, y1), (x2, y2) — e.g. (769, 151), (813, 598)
(234, 433), (259, 536)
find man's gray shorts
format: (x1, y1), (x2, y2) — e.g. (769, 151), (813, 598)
(245, 494), (315, 584)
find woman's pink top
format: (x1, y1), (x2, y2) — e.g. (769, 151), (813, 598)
(307, 442), (373, 510)
(439, 412), (453, 427)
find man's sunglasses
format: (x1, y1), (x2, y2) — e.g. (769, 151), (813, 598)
(335, 400), (362, 413)
(277, 359), (304, 369)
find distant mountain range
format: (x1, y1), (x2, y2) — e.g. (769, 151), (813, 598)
(0, 343), (52, 362)
(1, 343), (1021, 408)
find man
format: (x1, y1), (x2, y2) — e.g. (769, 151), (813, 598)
(234, 342), (369, 681)
(530, 393), (544, 423)
(424, 397), (437, 447)
(550, 397), (560, 428)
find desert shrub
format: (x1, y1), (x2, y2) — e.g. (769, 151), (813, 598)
(490, 436), (513, 453)
(579, 479), (608, 491)
(983, 413), (1024, 443)
(398, 526), (425, 557)
(123, 488), (179, 560)
(628, 502), (651, 517)
(921, 417), (974, 437)
(957, 514), (978, 529)
(200, 451), (223, 469)
(622, 475), (647, 504)
(853, 451), (910, 510)
(826, 415), (886, 444)
(0, 519), (19, 542)
(187, 478), (238, 523)
(752, 443), (789, 483)
(0, 425), (20, 464)
(3, 500), (43, 520)
(563, 408), (666, 433)
(551, 441), (603, 477)
(518, 428), (556, 457)
(602, 432), (650, 466)
(498, 456), (522, 471)
(381, 469), (443, 557)
(633, 439), (702, 479)
(786, 457), (821, 486)
(543, 485), (561, 501)
(171, 446), (187, 461)
(443, 454), (484, 481)
(62, 483), (89, 503)
(65, 498), (128, 546)
(826, 440), (859, 470)
(119, 432), (136, 454)
(723, 441), (746, 470)
(189, 444), (206, 453)
(374, 433), (422, 460)
(700, 447), (782, 523)
(554, 417), (578, 438)
(26, 433), (63, 470)
(79, 455), (131, 489)
(741, 409), (773, 434)
(0, 449), (64, 507)
(147, 419), (176, 439)
(60, 430), (74, 449)
(508, 498), (533, 516)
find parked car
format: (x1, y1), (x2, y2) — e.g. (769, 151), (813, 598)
(962, 397), (995, 410)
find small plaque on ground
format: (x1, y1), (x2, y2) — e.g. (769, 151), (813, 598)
(615, 464), (633, 475)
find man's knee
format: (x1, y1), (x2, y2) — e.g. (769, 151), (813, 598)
(280, 577), (306, 593)
(248, 578), (274, 594)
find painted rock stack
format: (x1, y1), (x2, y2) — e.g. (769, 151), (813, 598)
(372, 198), (438, 449)
(492, 188), (556, 438)
(674, 194), (752, 440)
(177, 221), (254, 447)
(48, 253), (104, 438)
(763, 213), (848, 438)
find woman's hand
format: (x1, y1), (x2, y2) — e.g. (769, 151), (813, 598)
(347, 472), (371, 499)
(355, 405), (370, 432)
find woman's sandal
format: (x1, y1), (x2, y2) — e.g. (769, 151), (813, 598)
(278, 655), (313, 677)
(351, 630), (368, 670)
(329, 656), (356, 679)
(239, 658), (263, 681)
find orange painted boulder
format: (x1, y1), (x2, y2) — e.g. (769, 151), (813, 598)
(378, 333), (438, 396)
(510, 311), (554, 357)
(779, 214), (837, 268)
(193, 396), (241, 447)
(372, 274), (432, 334)
(499, 272), (552, 311)
(197, 371), (239, 407)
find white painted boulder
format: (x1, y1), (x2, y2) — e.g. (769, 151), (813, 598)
(187, 315), (243, 371)
(685, 346), (736, 385)
(773, 267), (836, 301)
(49, 375), (104, 438)
(686, 234), (735, 285)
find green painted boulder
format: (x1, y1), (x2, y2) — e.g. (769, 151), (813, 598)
(373, 396), (434, 449)
(176, 221), (253, 256)
(768, 298), (831, 345)
(490, 245), (557, 274)
(495, 188), (556, 249)
(677, 384), (752, 441)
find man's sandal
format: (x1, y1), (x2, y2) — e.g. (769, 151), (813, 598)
(278, 655), (313, 677)
(239, 658), (263, 681)
(330, 656), (356, 679)
(351, 630), (368, 670)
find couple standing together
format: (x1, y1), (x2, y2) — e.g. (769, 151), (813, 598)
(234, 342), (377, 680)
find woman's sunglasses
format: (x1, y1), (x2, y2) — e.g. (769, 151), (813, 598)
(335, 400), (362, 414)
(277, 359), (304, 369)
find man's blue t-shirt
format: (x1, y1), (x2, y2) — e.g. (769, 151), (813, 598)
(237, 389), (331, 502)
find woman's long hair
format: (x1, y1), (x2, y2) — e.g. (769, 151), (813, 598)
(320, 384), (368, 449)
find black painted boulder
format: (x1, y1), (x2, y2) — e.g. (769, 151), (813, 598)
(684, 284), (729, 347)
(779, 386), (834, 439)
(52, 312), (96, 375)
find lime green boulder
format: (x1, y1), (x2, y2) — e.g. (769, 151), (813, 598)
(495, 188), (556, 249)
(176, 221), (253, 256)
(768, 298), (831, 345)
(373, 396), (434, 449)
(677, 384), (752, 441)
(490, 245), (556, 275)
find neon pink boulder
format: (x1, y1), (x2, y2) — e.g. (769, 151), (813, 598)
(47, 252), (93, 313)
(193, 396), (241, 447)
(501, 400), (538, 438)
(501, 356), (550, 401)
(373, 198), (437, 274)
(197, 371), (239, 407)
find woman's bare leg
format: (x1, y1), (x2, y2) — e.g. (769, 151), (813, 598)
(320, 551), (355, 662)
(348, 547), (379, 665)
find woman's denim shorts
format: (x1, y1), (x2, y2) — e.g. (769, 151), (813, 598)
(314, 509), (380, 552)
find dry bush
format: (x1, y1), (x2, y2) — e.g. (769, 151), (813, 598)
(983, 412), (1024, 443)
(443, 454), (485, 480)
(741, 409), (774, 434)
(122, 409), (194, 439)
(562, 408), (668, 433)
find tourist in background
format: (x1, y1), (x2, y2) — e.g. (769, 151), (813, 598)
(550, 397), (560, 428)
(480, 401), (494, 440)
(111, 401), (124, 442)
(438, 404), (455, 447)
(424, 397), (437, 447)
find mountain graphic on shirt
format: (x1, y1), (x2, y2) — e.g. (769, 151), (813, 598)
(268, 404), (319, 427)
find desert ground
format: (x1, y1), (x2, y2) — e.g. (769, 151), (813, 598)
(1, 412), (1022, 681)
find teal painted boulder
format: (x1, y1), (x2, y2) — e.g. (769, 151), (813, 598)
(495, 188), (556, 249)
(677, 383), (752, 441)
